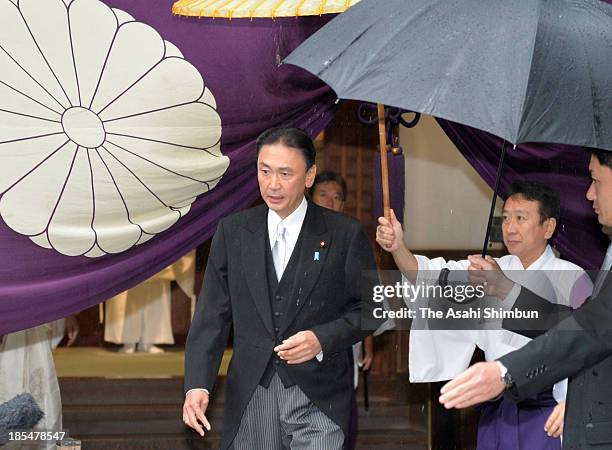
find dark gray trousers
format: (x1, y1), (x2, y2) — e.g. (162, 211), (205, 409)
(229, 374), (344, 450)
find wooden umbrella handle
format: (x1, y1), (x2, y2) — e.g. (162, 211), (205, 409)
(377, 104), (391, 219)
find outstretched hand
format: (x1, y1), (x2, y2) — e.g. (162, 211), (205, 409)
(439, 361), (505, 409)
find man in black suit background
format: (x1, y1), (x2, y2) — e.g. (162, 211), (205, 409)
(439, 149), (612, 449)
(182, 127), (378, 449)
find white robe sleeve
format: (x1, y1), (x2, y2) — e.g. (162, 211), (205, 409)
(408, 255), (478, 382)
(0, 325), (62, 449)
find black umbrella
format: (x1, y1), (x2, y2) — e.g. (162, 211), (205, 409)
(286, 0), (612, 253)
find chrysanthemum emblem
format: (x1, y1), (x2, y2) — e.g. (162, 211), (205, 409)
(0, 0), (228, 257)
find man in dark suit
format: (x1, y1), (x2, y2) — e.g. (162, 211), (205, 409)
(439, 149), (612, 449)
(182, 127), (378, 449)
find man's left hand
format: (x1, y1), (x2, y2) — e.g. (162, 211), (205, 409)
(274, 331), (322, 364)
(467, 255), (515, 299)
(359, 336), (374, 371)
(439, 361), (505, 409)
(544, 400), (565, 438)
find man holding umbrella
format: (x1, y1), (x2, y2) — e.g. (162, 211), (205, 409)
(376, 180), (592, 448)
(439, 150), (612, 449)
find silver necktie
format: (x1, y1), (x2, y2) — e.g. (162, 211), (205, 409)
(272, 223), (287, 281)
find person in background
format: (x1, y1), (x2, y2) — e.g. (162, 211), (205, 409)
(0, 316), (79, 450)
(104, 251), (196, 354)
(309, 170), (375, 450)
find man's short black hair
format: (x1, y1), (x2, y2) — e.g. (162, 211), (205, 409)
(506, 180), (560, 223)
(255, 127), (316, 169)
(310, 170), (348, 201)
(591, 148), (612, 169)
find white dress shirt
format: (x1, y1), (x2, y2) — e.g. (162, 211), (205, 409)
(267, 196), (308, 277)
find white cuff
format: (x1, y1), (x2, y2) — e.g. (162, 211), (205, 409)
(501, 283), (521, 310)
(186, 388), (209, 397)
(315, 351), (323, 362)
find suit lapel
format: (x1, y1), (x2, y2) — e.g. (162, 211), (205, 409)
(241, 206), (275, 336)
(280, 202), (331, 334)
(593, 268), (612, 297)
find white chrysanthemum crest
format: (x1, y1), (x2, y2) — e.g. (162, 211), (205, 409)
(0, 0), (228, 257)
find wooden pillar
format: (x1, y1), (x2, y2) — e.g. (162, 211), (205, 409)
(320, 101), (406, 378)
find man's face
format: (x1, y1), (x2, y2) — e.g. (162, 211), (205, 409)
(311, 181), (345, 213)
(257, 143), (316, 219)
(502, 194), (556, 268)
(587, 154), (612, 228)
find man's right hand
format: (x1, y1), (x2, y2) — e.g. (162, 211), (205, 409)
(376, 209), (404, 253)
(439, 361), (506, 409)
(376, 208), (419, 279)
(183, 390), (211, 437)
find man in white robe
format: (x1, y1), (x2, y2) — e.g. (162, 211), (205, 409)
(104, 250), (196, 353)
(376, 181), (592, 448)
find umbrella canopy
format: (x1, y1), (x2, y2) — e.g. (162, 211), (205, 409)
(172, 0), (361, 18)
(285, 0), (612, 151)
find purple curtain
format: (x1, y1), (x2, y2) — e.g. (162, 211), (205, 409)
(437, 119), (609, 270)
(0, 0), (336, 334)
(4, 0), (610, 334)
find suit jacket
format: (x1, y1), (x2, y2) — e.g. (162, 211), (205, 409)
(184, 202), (379, 449)
(500, 273), (612, 449)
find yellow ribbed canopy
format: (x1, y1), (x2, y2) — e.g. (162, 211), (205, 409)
(172, 0), (361, 18)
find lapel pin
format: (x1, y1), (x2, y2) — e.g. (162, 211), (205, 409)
(319, 240), (326, 248)
(314, 251), (320, 261)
